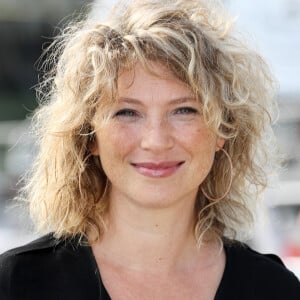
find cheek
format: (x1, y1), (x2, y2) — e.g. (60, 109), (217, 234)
(177, 122), (217, 152)
(180, 125), (218, 171)
(97, 124), (138, 159)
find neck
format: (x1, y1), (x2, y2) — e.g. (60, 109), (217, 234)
(91, 190), (217, 274)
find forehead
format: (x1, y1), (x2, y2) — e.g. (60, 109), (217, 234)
(117, 62), (193, 99)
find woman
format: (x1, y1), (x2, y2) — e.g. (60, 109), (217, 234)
(0, 0), (299, 299)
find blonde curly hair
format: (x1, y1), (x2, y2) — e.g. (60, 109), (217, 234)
(23, 0), (279, 245)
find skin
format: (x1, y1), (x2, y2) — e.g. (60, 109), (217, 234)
(90, 62), (225, 299)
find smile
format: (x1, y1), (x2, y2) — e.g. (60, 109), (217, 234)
(131, 161), (185, 178)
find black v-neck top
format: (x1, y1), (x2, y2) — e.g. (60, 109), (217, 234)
(0, 234), (299, 299)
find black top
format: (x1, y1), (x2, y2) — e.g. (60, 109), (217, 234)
(0, 234), (299, 300)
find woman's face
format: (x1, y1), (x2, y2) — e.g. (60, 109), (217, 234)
(92, 62), (224, 209)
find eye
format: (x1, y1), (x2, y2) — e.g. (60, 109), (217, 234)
(115, 109), (136, 117)
(174, 107), (199, 115)
(114, 109), (139, 118)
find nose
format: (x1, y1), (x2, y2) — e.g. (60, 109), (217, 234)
(140, 118), (174, 152)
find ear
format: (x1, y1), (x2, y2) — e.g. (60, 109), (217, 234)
(89, 139), (100, 156)
(215, 137), (225, 152)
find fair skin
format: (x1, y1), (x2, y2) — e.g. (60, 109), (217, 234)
(90, 62), (226, 300)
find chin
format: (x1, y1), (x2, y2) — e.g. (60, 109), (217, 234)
(128, 187), (197, 210)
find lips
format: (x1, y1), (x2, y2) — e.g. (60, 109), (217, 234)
(131, 161), (184, 178)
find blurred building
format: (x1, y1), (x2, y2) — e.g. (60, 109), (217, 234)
(226, 0), (300, 177)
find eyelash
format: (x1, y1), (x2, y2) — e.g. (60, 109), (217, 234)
(113, 106), (199, 119)
(174, 107), (198, 115)
(114, 109), (139, 118)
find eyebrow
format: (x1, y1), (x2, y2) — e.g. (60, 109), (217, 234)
(117, 96), (197, 105)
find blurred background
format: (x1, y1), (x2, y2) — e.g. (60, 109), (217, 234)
(0, 0), (299, 277)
